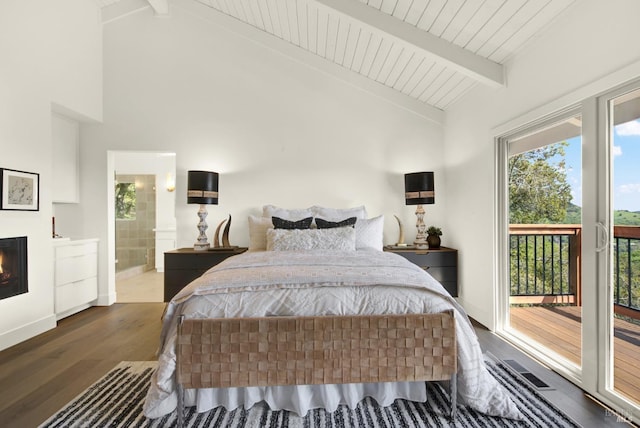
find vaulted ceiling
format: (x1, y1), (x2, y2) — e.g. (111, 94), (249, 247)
(97, 0), (577, 121)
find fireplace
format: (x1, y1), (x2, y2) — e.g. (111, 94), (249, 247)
(0, 236), (28, 300)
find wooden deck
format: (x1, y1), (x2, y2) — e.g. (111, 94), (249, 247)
(510, 305), (640, 403)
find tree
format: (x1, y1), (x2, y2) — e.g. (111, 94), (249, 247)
(115, 182), (136, 220)
(509, 142), (572, 224)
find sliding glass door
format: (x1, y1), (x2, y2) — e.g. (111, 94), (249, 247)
(503, 111), (584, 376)
(596, 84), (640, 414)
(498, 80), (640, 422)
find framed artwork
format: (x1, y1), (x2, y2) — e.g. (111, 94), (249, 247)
(0, 168), (40, 211)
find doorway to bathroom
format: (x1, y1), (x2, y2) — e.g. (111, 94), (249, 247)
(115, 173), (158, 299)
(110, 151), (176, 303)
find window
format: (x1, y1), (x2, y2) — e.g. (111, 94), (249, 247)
(115, 182), (136, 220)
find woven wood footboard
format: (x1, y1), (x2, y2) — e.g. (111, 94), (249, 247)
(175, 311), (457, 425)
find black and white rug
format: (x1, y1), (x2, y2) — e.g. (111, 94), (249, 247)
(40, 359), (581, 427)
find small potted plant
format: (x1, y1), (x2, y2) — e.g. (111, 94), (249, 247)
(426, 226), (442, 249)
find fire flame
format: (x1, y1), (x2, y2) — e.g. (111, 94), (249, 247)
(0, 253), (3, 274)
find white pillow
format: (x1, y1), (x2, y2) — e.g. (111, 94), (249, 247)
(262, 204), (314, 221)
(266, 227), (356, 251)
(247, 215), (273, 251)
(311, 205), (368, 221)
(355, 215), (384, 251)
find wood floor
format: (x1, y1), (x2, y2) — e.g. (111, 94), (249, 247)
(0, 303), (635, 427)
(116, 269), (164, 303)
(511, 305), (640, 403)
(0, 303), (164, 428)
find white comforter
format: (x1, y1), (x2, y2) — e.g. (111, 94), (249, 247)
(143, 249), (522, 420)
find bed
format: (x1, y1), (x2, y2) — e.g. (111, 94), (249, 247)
(143, 206), (522, 421)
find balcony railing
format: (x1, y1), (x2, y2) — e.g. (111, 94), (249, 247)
(509, 225), (640, 317)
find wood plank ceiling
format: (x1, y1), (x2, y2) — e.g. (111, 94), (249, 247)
(98, 0), (577, 117)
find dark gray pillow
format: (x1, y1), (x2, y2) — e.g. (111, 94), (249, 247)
(272, 216), (313, 230)
(315, 217), (357, 229)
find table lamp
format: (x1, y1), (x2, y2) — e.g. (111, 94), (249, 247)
(405, 172), (435, 249)
(187, 170), (218, 251)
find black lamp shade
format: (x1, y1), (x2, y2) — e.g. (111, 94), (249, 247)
(187, 170), (219, 205)
(405, 172), (435, 205)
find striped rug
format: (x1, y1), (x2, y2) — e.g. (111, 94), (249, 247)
(39, 358), (581, 427)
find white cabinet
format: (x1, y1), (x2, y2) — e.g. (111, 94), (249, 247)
(51, 113), (80, 203)
(54, 239), (98, 320)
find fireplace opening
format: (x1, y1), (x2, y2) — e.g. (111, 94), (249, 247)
(0, 236), (28, 300)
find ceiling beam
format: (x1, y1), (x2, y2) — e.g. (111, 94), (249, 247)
(174, 0), (444, 124)
(313, 0), (505, 89)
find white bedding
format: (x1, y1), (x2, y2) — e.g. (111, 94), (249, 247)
(143, 249), (522, 420)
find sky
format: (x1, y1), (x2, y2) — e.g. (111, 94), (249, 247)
(563, 119), (640, 212)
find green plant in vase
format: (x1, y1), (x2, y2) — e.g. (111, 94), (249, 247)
(426, 226), (442, 249)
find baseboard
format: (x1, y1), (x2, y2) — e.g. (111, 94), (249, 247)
(96, 292), (116, 306)
(0, 314), (57, 352)
(55, 303), (93, 321)
(457, 297), (495, 330)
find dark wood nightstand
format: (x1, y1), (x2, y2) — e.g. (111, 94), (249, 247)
(384, 246), (458, 297)
(164, 247), (248, 302)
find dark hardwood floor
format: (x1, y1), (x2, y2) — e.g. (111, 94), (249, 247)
(0, 303), (165, 428)
(0, 304), (635, 427)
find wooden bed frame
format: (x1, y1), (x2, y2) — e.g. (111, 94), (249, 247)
(175, 310), (457, 426)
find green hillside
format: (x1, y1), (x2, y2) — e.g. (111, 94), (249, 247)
(614, 210), (640, 226)
(564, 203), (581, 224)
(563, 204), (640, 225)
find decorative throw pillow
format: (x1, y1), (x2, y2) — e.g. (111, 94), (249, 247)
(355, 215), (384, 251)
(267, 227), (356, 251)
(247, 215), (273, 251)
(272, 216), (313, 230)
(315, 217), (357, 229)
(262, 205), (314, 221)
(311, 205), (367, 221)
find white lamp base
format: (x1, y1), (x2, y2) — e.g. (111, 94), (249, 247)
(414, 204), (428, 249)
(194, 204), (210, 251)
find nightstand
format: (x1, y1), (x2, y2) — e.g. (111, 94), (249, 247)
(164, 247), (248, 301)
(384, 246), (458, 297)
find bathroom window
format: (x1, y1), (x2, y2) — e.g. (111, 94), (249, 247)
(115, 182), (136, 220)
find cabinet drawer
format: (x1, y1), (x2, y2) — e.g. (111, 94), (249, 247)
(55, 277), (98, 313)
(164, 269), (208, 301)
(164, 282), (185, 303)
(55, 254), (98, 286)
(164, 269), (207, 287)
(164, 248), (248, 302)
(440, 282), (457, 297)
(165, 252), (232, 270)
(420, 266), (457, 284)
(55, 241), (98, 259)
(399, 251), (456, 267)
(386, 247), (458, 297)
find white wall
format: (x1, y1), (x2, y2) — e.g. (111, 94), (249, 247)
(73, 5), (445, 304)
(444, 0), (640, 328)
(0, 0), (102, 350)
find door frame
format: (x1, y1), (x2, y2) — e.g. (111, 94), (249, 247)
(494, 106), (585, 387)
(494, 78), (640, 424)
(106, 150), (176, 303)
(593, 81), (640, 417)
